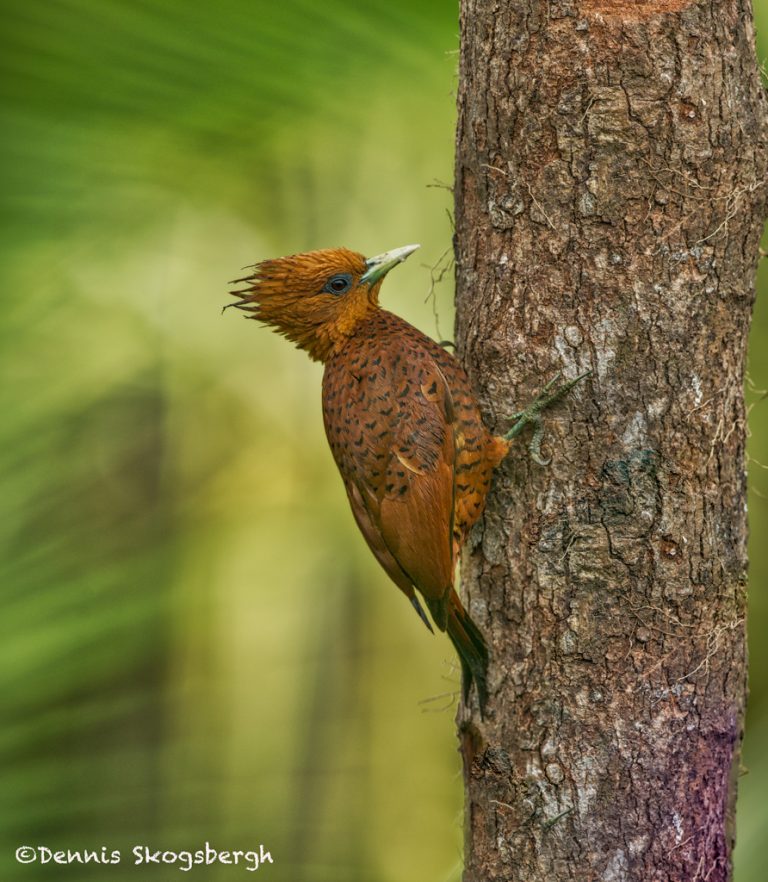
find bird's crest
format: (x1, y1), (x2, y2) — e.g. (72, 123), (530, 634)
(225, 247), (373, 362)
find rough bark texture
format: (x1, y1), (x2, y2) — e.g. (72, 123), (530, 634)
(454, 2), (768, 880)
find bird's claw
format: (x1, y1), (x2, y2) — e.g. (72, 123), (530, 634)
(504, 370), (591, 464)
(528, 419), (550, 466)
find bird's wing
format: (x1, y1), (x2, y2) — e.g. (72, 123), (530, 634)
(324, 349), (457, 613)
(342, 479), (433, 631)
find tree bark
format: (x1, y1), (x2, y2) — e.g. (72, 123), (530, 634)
(453, 2), (768, 881)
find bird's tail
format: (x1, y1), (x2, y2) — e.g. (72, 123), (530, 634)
(430, 589), (489, 712)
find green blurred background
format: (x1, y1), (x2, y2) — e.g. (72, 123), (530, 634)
(1, 1), (766, 880)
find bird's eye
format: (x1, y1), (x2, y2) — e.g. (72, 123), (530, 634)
(324, 273), (352, 295)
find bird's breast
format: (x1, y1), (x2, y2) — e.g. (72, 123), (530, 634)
(321, 312), (502, 538)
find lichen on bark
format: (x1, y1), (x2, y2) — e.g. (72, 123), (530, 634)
(453, 1), (768, 880)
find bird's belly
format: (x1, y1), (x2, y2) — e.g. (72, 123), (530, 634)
(450, 398), (506, 542)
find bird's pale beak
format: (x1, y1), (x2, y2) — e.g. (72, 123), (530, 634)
(360, 243), (420, 285)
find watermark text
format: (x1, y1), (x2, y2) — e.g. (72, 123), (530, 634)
(15, 842), (273, 872)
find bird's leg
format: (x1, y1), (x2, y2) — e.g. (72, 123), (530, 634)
(504, 371), (591, 465)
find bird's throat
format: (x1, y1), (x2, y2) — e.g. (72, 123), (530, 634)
(314, 300), (379, 362)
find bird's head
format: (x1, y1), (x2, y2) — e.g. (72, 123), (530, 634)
(225, 244), (419, 362)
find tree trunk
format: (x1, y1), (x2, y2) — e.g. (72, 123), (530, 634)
(453, 2), (768, 881)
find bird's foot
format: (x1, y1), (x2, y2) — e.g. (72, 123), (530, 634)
(503, 371), (591, 465)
